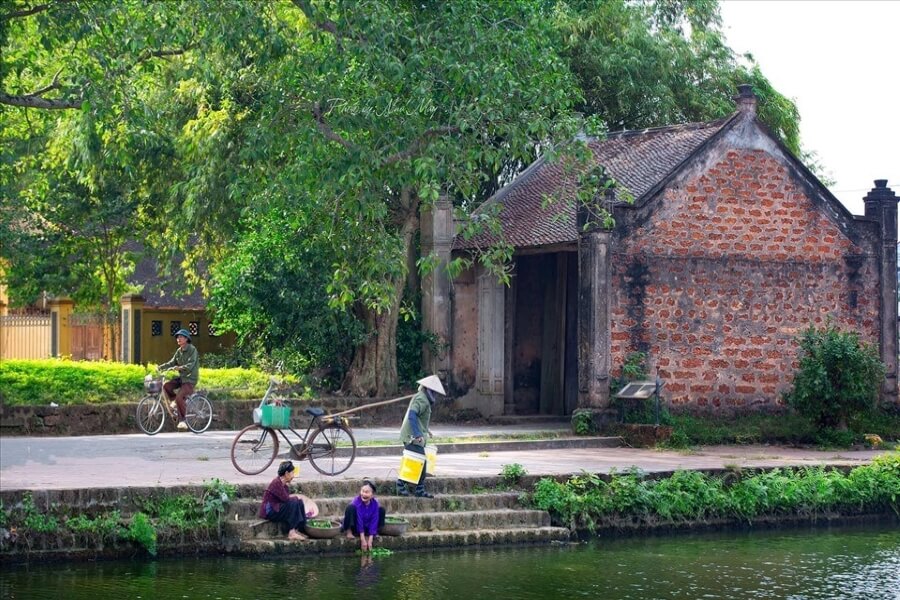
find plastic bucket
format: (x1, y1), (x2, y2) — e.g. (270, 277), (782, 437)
(424, 444), (438, 475)
(398, 450), (426, 483)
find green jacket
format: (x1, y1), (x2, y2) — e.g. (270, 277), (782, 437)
(399, 389), (432, 444)
(159, 343), (200, 384)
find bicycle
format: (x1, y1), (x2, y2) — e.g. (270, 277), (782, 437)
(136, 373), (213, 434)
(230, 377), (357, 476)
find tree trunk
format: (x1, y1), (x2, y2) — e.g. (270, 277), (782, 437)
(341, 190), (419, 397)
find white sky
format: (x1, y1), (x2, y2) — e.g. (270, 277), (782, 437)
(719, 0), (899, 215)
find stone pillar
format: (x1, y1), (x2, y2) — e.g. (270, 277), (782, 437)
(48, 297), (75, 358)
(577, 225), (612, 410)
(120, 294), (145, 365)
(420, 198), (453, 380)
(863, 180), (899, 405)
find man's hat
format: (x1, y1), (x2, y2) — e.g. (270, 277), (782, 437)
(416, 375), (446, 395)
(174, 328), (192, 341)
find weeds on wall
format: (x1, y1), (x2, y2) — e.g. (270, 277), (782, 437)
(499, 463), (527, 487)
(2, 480), (236, 557)
(530, 454), (900, 531)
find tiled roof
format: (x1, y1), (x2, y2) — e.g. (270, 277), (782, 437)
(455, 114), (736, 250)
(130, 256), (207, 310)
(126, 241), (207, 310)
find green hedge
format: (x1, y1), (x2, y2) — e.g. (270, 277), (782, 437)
(0, 359), (282, 406)
(531, 453), (900, 531)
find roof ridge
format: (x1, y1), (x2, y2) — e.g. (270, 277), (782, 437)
(600, 113), (734, 141)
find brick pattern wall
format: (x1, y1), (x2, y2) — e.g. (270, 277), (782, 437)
(611, 150), (880, 410)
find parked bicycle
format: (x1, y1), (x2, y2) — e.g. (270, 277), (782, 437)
(136, 373), (213, 434)
(230, 377), (357, 476)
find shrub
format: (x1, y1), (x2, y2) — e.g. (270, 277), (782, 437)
(529, 455), (900, 530)
(571, 409), (595, 435)
(786, 324), (886, 430)
(0, 359), (285, 405)
(500, 463), (527, 486)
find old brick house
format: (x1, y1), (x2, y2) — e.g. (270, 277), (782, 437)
(421, 86), (898, 417)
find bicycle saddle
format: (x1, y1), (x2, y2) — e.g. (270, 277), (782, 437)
(305, 407), (325, 417)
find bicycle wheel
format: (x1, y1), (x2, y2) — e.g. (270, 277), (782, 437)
(184, 393), (213, 433)
(231, 424), (279, 475)
(307, 421), (357, 476)
(136, 395), (165, 435)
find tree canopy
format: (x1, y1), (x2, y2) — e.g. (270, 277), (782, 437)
(1, 0), (807, 394)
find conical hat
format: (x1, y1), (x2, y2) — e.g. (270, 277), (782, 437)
(416, 375), (446, 395)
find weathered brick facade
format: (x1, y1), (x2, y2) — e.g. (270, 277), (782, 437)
(611, 151), (880, 409)
(431, 87), (897, 417)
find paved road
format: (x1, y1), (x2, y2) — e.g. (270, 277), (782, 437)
(1, 425), (890, 491)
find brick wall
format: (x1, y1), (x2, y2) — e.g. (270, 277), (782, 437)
(611, 150), (880, 410)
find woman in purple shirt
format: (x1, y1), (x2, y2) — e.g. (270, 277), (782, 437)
(341, 480), (386, 552)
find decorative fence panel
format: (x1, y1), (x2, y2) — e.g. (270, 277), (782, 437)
(0, 314), (51, 360)
(70, 312), (120, 361)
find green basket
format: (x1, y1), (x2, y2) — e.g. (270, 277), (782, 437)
(261, 404), (291, 429)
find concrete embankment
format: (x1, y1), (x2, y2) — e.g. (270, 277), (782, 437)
(2, 465), (897, 565)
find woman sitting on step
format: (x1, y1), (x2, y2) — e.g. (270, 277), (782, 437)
(259, 461), (317, 541)
(341, 480), (385, 553)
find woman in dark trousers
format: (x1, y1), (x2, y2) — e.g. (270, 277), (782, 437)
(341, 480), (385, 553)
(396, 375), (445, 498)
(259, 461), (309, 541)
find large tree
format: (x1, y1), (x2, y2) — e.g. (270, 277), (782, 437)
(214, 0), (583, 396)
(555, 0), (801, 152)
(0, 0), (274, 308)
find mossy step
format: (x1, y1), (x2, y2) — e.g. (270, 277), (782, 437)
(226, 508), (550, 539)
(227, 492), (524, 519)
(233, 526), (572, 556)
(354, 436), (622, 457)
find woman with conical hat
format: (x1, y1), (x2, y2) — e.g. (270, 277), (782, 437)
(396, 375), (445, 498)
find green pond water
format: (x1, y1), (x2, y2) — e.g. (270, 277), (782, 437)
(2, 524), (898, 599)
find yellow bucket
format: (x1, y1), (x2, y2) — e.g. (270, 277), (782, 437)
(398, 450), (426, 483)
(425, 444), (438, 475)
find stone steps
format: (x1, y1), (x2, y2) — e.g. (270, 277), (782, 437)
(227, 491), (524, 519)
(235, 526), (572, 556)
(229, 508), (551, 540)
(225, 485), (570, 556)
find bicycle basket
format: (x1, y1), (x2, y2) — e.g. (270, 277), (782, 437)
(144, 375), (162, 394)
(261, 404), (291, 429)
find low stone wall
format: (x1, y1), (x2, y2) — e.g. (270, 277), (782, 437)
(0, 398), (458, 436)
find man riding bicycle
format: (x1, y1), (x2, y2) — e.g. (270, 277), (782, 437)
(157, 328), (200, 431)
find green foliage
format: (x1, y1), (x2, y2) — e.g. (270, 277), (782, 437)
(571, 409), (595, 436)
(0, 359), (281, 405)
(786, 324), (886, 429)
(500, 463), (527, 486)
(65, 511), (124, 541)
(201, 478), (237, 524)
(307, 519), (337, 528)
(395, 298), (441, 388)
(20, 494), (58, 533)
(127, 512), (157, 556)
(530, 455), (900, 531)
(611, 351), (648, 395)
(657, 410), (900, 449)
(555, 0), (803, 156)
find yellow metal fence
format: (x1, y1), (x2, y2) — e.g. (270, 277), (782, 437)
(0, 314), (51, 360)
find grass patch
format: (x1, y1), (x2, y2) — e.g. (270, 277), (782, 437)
(0, 359), (290, 406)
(530, 454), (900, 531)
(655, 410), (900, 449)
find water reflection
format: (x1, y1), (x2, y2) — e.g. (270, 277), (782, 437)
(1, 524), (898, 600)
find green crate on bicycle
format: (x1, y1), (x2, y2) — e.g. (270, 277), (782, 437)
(261, 404), (291, 429)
